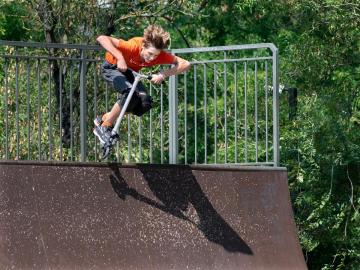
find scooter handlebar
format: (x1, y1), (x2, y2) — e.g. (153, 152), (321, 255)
(125, 68), (166, 84)
(126, 68), (153, 80)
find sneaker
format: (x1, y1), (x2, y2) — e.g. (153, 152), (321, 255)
(93, 125), (112, 146)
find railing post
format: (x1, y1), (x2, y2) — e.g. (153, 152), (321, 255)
(272, 46), (280, 167)
(168, 73), (178, 164)
(80, 49), (87, 161)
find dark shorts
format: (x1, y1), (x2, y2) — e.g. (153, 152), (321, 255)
(101, 61), (152, 116)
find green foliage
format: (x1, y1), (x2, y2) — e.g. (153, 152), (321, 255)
(0, 0), (359, 269)
(0, 1), (33, 40)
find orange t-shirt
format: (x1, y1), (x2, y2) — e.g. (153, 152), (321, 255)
(105, 37), (175, 72)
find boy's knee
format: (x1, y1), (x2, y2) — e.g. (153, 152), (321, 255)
(133, 92), (153, 116)
(140, 94), (152, 110)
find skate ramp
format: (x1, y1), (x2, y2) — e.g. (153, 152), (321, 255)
(0, 161), (307, 270)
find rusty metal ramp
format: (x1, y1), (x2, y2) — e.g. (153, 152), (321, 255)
(0, 161), (307, 270)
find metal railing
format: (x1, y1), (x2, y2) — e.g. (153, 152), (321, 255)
(0, 40), (279, 166)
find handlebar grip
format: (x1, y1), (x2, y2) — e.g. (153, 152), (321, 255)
(147, 75), (153, 80)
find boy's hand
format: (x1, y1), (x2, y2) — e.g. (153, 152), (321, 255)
(151, 73), (166, 84)
(117, 58), (127, 72)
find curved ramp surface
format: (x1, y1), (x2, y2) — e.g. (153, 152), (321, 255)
(0, 161), (307, 270)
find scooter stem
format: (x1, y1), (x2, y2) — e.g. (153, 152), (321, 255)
(112, 75), (141, 135)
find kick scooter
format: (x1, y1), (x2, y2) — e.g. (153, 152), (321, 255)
(100, 69), (153, 159)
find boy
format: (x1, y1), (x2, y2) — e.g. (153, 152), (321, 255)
(94, 25), (191, 146)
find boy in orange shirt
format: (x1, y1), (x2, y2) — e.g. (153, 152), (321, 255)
(94, 25), (191, 146)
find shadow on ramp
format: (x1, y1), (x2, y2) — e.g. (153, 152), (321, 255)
(109, 164), (253, 254)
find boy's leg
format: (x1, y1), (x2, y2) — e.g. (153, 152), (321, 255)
(94, 62), (150, 148)
(94, 97), (138, 146)
(97, 62), (138, 124)
(93, 102), (124, 146)
(94, 113), (110, 126)
(97, 90), (138, 125)
(94, 104), (121, 127)
(94, 62), (133, 145)
(103, 102), (130, 125)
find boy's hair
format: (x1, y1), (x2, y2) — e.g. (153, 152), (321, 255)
(143, 25), (170, 50)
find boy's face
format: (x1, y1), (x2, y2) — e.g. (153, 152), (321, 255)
(140, 45), (161, 63)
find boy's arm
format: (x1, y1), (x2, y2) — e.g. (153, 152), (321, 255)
(96, 35), (127, 71)
(162, 56), (191, 77)
(151, 56), (191, 84)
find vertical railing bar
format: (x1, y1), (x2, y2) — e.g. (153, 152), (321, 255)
(234, 62), (238, 163)
(116, 92), (120, 163)
(15, 57), (19, 159)
(127, 115), (131, 162)
(184, 72), (188, 164)
(244, 62), (248, 163)
(48, 61), (52, 160)
(194, 65), (197, 164)
(4, 60), (9, 159)
(94, 64), (98, 162)
(79, 50), (87, 162)
(105, 81), (110, 162)
(106, 82), (110, 159)
(161, 83), (164, 164)
(59, 61), (63, 161)
(105, 83), (109, 112)
(214, 64), (217, 164)
(70, 64), (74, 161)
(203, 64), (207, 164)
(27, 60), (31, 160)
(37, 59), (42, 160)
(150, 83), (153, 163)
(59, 60), (64, 161)
(272, 47), (280, 166)
(173, 73), (179, 164)
(224, 52), (228, 163)
(255, 61), (258, 162)
(265, 61), (269, 162)
(168, 68), (178, 164)
(139, 116), (143, 163)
